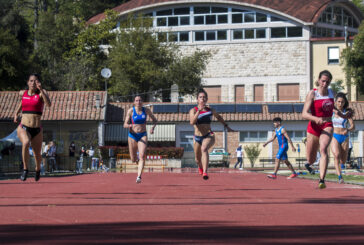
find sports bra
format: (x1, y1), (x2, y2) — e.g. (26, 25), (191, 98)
(131, 106), (147, 124)
(332, 111), (348, 129)
(22, 90), (44, 115)
(195, 107), (212, 124)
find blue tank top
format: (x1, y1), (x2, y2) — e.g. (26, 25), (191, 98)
(131, 107), (147, 124)
(195, 107), (212, 124)
(275, 126), (288, 148)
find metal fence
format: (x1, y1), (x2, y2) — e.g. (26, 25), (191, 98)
(1, 155), (362, 174)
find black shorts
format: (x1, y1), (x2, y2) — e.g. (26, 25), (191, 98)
(21, 125), (41, 139)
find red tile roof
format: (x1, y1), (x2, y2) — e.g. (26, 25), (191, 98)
(0, 91), (107, 121)
(108, 102), (364, 123)
(88, 0), (362, 25)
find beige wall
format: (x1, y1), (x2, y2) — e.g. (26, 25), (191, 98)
(311, 40), (359, 101)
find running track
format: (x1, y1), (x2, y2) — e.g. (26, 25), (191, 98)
(1, 170), (364, 244)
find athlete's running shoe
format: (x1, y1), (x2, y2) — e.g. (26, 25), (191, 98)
(305, 163), (315, 175)
(318, 180), (326, 189)
(267, 174), (277, 179)
(287, 173), (298, 179)
(136, 176), (142, 184)
(202, 172), (209, 180)
(20, 169), (28, 181)
(198, 167), (203, 175)
(35, 171), (40, 182)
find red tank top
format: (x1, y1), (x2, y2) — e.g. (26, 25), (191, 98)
(22, 90), (44, 115)
(310, 89), (334, 118)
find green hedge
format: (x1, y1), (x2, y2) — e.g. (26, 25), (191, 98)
(99, 146), (184, 159)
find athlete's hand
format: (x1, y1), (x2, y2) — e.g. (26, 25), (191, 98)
(13, 114), (18, 123)
(36, 81), (43, 91)
(292, 146), (296, 152)
(150, 127), (154, 135)
(315, 117), (324, 125)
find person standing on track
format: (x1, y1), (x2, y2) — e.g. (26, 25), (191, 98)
(13, 73), (51, 181)
(331, 92), (355, 184)
(302, 70), (351, 189)
(263, 117), (297, 179)
(124, 95), (157, 183)
(189, 89), (233, 180)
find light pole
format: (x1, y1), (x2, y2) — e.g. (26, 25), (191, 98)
(101, 68), (112, 91)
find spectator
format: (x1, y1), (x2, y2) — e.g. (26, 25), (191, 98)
(77, 146), (86, 174)
(88, 146), (98, 170)
(234, 145), (244, 170)
(47, 141), (57, 172)
(69, 141), (76, 157)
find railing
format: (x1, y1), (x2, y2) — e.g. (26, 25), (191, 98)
(0, 155), (362, 174)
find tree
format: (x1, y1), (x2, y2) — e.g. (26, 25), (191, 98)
(108, 15), (210, 101)
(330, 79), (345, 94)
(342, 21), (364, 94)
(352, 0), (364, 14)
(244, 144), (262, 168)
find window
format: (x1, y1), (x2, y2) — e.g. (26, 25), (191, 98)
(277, 84), (299, 101)
(180, 131), (194, 152)
(271, 27), (302, 38)
(271, 27), (286, 38)
(203, 86), (221, 102)
(235, 85), (245, 102)
(232, 28), (266, 40)
(194, 30), (227, 41)
(179, 32), (189, 42)
(240, 131), (268, 142)
(287, 131), (306, 142)
(254, 85), (264, 102)
(328, 47), (340, 64)
(245, 29), (254, 39)
(256, 29), (266, 38)
(271, 16), (284, 22)
(287, 27), (302, 37)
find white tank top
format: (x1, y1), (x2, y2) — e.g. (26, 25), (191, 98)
(332, 111), (348, 129)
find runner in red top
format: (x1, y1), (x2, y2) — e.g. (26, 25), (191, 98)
(302, 70), (351, 189)
(13, 74), (51, 182)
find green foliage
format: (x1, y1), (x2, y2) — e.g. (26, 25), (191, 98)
(330, 79), (345, 94)
(244, 144), (261, 168)
(98, 146), (184, 159)
(0, 28), (28, 90)
(108, 15), (210, 101)
(352, 0), (364, 14)
(342, 21), (364, 94)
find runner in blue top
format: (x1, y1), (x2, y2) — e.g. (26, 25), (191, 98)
(124, 95), (157, 183)
(263, 117), (297, 179)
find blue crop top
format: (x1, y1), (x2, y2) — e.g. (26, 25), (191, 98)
(195, 107), (212, 124)
(131, 107), (147, 124)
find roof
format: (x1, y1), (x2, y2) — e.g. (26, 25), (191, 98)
(0, 91), (107, 121)
(107, 102), (364, 123)
(87, 0), (362, 25)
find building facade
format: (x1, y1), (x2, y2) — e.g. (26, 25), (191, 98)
(88, 0), (363, 102)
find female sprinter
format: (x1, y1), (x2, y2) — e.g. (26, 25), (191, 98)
(331, 92), (355, 183)
(189, 89), (233, 180)
(302, 70), (351, 189)
(124, 95), (157, 183)
(13, 74), (51, 181)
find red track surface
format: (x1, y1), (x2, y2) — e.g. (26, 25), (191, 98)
(1, 170), (364, 244)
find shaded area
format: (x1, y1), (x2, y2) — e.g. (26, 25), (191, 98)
(1, 222), (364, 244)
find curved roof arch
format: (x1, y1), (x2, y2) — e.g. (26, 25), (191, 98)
(88, 0), (362, 25)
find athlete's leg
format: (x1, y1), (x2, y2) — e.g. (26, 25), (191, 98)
(272, 158), (281, 175)
(17, 125), (31, 170)
(200, 135), (215, 173)
(128, 136), (139, 163)
(318, 127), (333, 181)
(330, 136), (342, 177)
(306, 133), (319, 165)
(341, 139), (350, 166)
(284, 159), (296, 173)
(193, 141), (202, 170)
(31, 130), (43, 172)
(136, 136), (147, 178)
